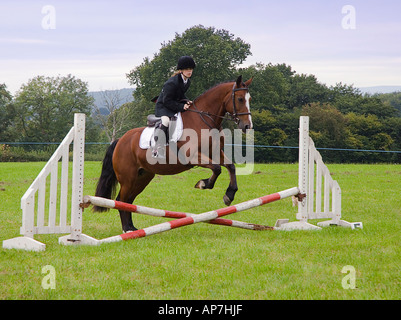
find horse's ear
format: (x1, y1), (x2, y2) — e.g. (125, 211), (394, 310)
(245, 77), (253, 87)
(236, 75), (243, 87)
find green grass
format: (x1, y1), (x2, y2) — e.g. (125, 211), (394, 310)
(1, 162), (401, 299)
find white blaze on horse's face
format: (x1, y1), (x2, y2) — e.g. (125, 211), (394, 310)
(245, 92), (253, 130)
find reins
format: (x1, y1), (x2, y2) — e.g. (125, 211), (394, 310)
(187, 103), (237, 129)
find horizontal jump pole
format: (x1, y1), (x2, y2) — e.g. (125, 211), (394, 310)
(82, 195), (273, 231)
(94, 187), (300, 245)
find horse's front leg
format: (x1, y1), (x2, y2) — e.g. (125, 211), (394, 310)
(194, 151), (237, 206)
(194, 164), (221, 189)
(222, 163), (238, 206)
(196, 150), (238, 206)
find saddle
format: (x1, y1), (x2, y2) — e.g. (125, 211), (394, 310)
(146, 114), (177, 127)
(139, 113), (183, 150)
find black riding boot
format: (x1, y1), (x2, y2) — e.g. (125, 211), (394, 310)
(152, 124), (168, 159)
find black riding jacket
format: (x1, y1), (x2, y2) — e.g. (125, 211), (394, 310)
(155, 74), (191, 117)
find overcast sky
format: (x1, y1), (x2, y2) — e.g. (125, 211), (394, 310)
(1, 0), (400, 94)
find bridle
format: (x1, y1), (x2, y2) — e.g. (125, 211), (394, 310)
(231, 82), (251, 120)
(188, 83), (251, 129)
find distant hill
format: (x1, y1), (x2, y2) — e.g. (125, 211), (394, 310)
(88, 88), (134, 114)
(359, 86), (401, 94)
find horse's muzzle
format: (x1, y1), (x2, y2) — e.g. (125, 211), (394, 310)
(238, 121), (253, 133)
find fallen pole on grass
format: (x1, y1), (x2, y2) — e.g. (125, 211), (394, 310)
(82, 195), (276, 231)
(92, 187), (300, 245)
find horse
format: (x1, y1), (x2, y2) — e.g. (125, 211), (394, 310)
(93, 75), (253, 232)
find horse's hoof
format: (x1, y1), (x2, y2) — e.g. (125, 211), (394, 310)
(195, 180), (206, 189)
(223, 195), (232, 206)
(123, 229), (137, 233)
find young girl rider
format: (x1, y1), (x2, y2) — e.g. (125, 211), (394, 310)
(153, 56), (196, 158)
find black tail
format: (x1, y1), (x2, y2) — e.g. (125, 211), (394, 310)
(93, 139), (119, 212)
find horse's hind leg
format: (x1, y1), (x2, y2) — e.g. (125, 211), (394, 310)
(117, 169), (155, 233)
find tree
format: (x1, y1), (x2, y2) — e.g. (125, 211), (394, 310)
(93, 90), (131, 142)
(302, 102), (347, 148)
(120, 99), (155, 129)
(13, 75), (94, 142)
(126, 25), (252, 103)
(329, 83), (398, 119)
(238, 63), (289, 111)
(286, 74), (329, 109)
(383, 116), (401, 150)
(345, 113), (385, 143)
(376, 92), (401, 116)
(0, 84), (16, 142)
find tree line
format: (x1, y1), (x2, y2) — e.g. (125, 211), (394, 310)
(1, 25), (400, 163)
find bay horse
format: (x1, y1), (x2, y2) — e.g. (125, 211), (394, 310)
(94, 75), (253, 232)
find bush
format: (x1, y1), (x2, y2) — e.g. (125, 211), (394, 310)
(0, 144), (108, 162)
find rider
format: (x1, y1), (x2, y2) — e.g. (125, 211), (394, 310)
(152, 55), (195, 158)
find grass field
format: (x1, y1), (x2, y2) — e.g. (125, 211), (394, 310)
(1, 161), (401, 300)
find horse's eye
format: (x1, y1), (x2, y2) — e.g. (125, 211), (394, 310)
(238, 98), (244, 102)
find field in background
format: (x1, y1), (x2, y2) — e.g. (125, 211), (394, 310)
(1, 162), (400, 299)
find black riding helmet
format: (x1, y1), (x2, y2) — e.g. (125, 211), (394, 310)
(177, 56), (196, 70)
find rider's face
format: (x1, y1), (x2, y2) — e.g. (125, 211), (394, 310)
(181, 68), (193, 79)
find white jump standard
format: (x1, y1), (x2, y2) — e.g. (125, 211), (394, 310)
(279, 117), (362, 231)
(2, 114), (362, 251)
(3, 114), (97, 252)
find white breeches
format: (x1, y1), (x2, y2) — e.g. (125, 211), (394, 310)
(161, 116), (170, 127)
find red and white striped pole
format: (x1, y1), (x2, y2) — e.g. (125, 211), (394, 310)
(83, 195), (273, 231)
(93, 187), (299, 244)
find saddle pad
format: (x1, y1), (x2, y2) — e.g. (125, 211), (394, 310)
(139, 112), (183, 150)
